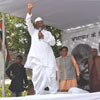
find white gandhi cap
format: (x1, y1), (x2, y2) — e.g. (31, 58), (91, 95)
(35, 17), (43, 23)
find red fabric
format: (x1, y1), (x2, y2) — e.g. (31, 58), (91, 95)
(0, 23), (2, 30)
(5, 40), (11, 61)
(0, 23), (11, 61)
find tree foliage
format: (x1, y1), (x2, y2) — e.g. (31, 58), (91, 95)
(0, 13), (61, 57)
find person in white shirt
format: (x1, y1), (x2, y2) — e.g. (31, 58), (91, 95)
(24, 2), (57, 94)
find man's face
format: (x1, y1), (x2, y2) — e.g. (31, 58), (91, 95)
(91, 49), (97, 56)
(61, 48), (68, 57)
(35, 20), (44, 29)
(16, 57), (22, 63)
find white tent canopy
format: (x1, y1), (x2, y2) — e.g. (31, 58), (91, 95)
(0, 0), (100, 30)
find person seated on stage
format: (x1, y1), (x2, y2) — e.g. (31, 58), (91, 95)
(57, 46), (80, 92)
(6, 55), (28, 97)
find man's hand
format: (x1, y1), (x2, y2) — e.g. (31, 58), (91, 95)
(77, 71), (80, 77)
(28, 2), (35, 9)
(28, 2), (35, 14)
(38, 32), (44, 39)
(76, 70), (80, 81)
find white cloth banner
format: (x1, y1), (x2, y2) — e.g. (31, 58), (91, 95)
(62, 26), (100, 55)
(0, 92), (100, 100)
(61, 26), (100, 90)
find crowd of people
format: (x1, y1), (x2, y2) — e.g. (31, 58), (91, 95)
(0, 1), (100, 97)
(57, 47), (100, 93)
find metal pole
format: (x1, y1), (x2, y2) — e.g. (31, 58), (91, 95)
(2, 13), (5, 97)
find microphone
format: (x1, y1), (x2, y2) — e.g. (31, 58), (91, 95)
(38, 28), (42, 39)
(39, 28), (42, 32)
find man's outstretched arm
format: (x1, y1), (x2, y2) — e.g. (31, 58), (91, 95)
(26, 2), (35, 35)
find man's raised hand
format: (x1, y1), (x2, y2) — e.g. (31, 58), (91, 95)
(28, 2), (35, 14)
(28, 2), (35, 9)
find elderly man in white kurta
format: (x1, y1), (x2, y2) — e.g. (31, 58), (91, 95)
(24, 2), (57, 94)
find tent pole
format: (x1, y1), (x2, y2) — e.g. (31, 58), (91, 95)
(2, 13), (5, 97)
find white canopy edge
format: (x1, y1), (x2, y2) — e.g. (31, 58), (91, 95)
(0, 0), (100, 30)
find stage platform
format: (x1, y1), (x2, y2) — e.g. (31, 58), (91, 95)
(0, 92), (100, 100)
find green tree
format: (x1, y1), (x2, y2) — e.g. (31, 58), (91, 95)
(0, 13), (61, 57)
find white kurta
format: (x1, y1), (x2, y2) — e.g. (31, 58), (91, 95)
(24, 14), (57, 94)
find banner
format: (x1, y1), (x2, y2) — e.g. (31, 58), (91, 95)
(0, 92), (100, 100)
(62, 26), (100, 54)
(62, 26), (100, 90)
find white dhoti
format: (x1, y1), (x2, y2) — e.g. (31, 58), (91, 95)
(25, 55), (57, 94)
(24, 13), (58, 94)
(32, 64), (57, 94)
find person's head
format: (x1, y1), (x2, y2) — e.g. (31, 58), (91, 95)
(61, 46), (68, 57)
(16, 55), (23, 63)
(35, 17), (44, 30)
(91, 48), (98, 57)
